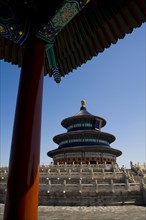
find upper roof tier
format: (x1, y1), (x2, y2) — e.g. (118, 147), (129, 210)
(0, 0), (146, 79)
(61, 100), (106, 130)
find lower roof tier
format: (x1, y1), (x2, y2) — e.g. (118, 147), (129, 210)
(47, 145), (122, 158)
(47, 146), (122, 165)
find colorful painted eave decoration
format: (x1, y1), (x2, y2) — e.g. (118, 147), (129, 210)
(0, 0), (91, 83)
(0, 0), (146, 82)
(37, 0), (91, 43)
(37, 0), (91, 83)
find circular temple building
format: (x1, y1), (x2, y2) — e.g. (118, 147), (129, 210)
(47, 100), (122, 165)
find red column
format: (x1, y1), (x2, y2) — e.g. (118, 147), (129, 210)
(4, 37), (45, 220)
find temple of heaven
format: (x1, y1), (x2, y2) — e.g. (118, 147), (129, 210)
(1, 1), (146, 219)
(47, 100), (122, 165)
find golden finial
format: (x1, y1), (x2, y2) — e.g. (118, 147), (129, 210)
(81, 99), (86, 108)
(10, 26), (14, 30)
(19, 31), (23, 36)
(0, 25), (4, 32)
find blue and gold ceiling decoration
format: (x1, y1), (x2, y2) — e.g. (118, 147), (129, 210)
(0, 1), (29, 46)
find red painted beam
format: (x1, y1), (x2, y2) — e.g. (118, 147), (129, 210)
(4, 37), (45, 220)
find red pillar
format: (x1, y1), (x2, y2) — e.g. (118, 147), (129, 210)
(4, 37), (45, 220)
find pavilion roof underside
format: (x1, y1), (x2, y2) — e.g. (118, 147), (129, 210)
(0, 0), (146, 77)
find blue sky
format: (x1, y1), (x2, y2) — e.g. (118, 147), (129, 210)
(0, 23), (145, 168)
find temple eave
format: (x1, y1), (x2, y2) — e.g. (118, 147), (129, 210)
(47, 146), (122, 158)
(53, 131), (116, 144)
(61, 115), (106, 128)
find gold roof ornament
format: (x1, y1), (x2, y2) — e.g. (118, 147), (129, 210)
(0, 25), (4, 33)
(81, 99), (86, 108)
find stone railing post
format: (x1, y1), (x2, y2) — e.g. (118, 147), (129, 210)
(80, 169), (82, 179)
(91, 169), (94, 179)
(68, 169), (71, 179)
(95, 180), (98, 193)
(63, 180), (66, 194)
(141, 179), (146, 205)
(48, 180), (51, 193)
(113, 168), (116, 178)
(102, 168), (105, 179)
(110, 179), (115, 193)
(125, 178), (130, 191)
(79, 179), (82, 193)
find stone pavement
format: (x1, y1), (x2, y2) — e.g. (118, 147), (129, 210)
(0, 204), (146, 220)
